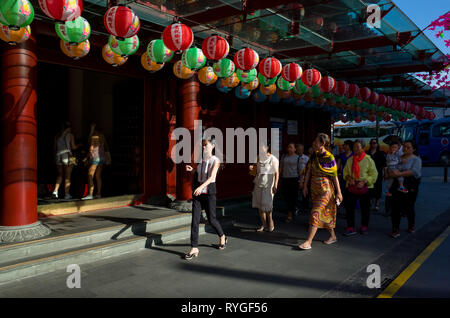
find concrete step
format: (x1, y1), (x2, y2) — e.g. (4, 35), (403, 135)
(0, 212), (193, 264)
(0, 217), (233, 285)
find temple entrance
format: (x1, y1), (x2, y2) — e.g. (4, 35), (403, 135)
(36, 62), (144, 204)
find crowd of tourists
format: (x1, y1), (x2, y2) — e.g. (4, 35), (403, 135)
(183, 132), (422, 259)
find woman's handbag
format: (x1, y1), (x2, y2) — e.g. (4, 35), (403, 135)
(64, 133), (78, 166)
(348, 181), (368, 195)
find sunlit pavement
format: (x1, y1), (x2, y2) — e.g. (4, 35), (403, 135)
(0, 167), (449, 298)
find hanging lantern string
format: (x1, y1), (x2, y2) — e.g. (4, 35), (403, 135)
(34, 0), (325, 72)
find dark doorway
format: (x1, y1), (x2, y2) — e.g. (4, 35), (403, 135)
(36, 62), (144, 203)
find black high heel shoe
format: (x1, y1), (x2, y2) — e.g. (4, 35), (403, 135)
(218, 236), (228, 250)
(184, 251), (199, 260)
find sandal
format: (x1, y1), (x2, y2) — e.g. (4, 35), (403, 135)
(299, 243), (312, 250)
(218, 236), (228, 250)
(184, 251), (199, 260)
(324, 238), (337, 245)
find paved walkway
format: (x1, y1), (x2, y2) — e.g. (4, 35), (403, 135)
(0, 167), (449, 298)
(390, 226), (450, 298)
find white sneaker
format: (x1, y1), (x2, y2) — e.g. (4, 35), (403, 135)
(52, 191), (58, 199)
(64, 194), (72, 200)
(82, 195), (93, 200)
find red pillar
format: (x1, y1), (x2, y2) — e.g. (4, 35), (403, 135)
(0, 39), (50, 242)
(176, 77), (200, 202)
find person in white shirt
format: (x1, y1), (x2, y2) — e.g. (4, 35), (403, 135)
(184, 138), (227, 260)
(249, 141), (279, 232)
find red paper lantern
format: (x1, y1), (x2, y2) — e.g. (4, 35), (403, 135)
(335, 81), (349, 97)
(354, 116), (362, 123)
(386, 96), (393, 108)
(368, 114), (376, 122)
(320, 76), (336, 93)
(359, 87), (371, 101)
(201, 35), (229, 61)
(392, 99), (400, 110)
(234, 48), (259, 71)
(104, 5), (140, 40)
(348, 84), (360, 99)
(399, 101), (406, 112)
(301, 68), (321, 87)
(413, 105), (420, 116)
(429, 112), (436, 120)
(281, 63), (302, 82)
(384, 114), (392, 122)
(369, 91), (378, 105)
(38, 0), (83, 22)
(258, 57), (282, 79)
(405, 102), (413, 113)
(378, 94), (387, 106)
(162, 23), (193, 52)
(419, 107), (427, 118)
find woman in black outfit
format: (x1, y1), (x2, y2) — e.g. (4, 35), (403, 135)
(184, 138), (227, 259)
(367, 139), (386, 213)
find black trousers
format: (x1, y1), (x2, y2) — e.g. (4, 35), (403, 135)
(391, 181), (419, 231)
(190, 193), (224, 248)
(345, 191), (371, 228)
(282, 177), (299, 212)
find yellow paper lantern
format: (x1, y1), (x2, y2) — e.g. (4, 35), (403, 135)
(222, 72), (239, 88)
(277, 89), (292, 99)
(242, 77), (259, 91)
(60, 39), (90, 60)
(0, 24), (30, 45)
(141, 53), (164, 72)
(173, 60), (194, 79)
(102, 44), (127, 67)
(259, 84), (276, 95)
(198, 66), (217, 85)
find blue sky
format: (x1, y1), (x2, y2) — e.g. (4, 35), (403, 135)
(393, 0), (450, 54)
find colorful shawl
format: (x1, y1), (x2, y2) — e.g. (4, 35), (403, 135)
(352, 151), (366, 179)
(312, 149), (337, 177)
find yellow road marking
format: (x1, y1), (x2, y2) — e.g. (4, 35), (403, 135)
(378, 226), (450, 298)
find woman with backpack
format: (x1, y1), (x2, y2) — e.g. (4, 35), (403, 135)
(52, 121), (80, 200)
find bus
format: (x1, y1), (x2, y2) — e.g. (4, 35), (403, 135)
(392, 117), (450, 165)
(333, 121), (397, 153)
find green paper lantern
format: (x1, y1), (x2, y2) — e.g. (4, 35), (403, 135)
(56, 16), (90, 45)
(147, 39), (173, 64)
(213, 58), (235, 78)
(109, 34), (140, 57)
(277, 77), (294, 91)
(0, 0), (34, 30)
(237, 68), (257, 83)
(258, 73), (277, 86)
(311, 85), (321, 98)
(294, 79), (309, 95)
(182, 47), (206, 70)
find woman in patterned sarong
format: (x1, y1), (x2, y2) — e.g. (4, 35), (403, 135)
(299, 133), (343, 250)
